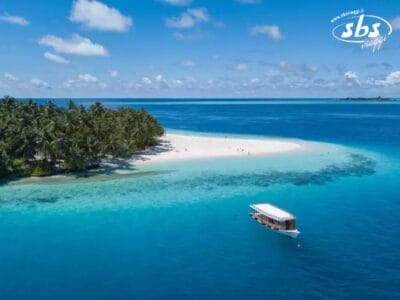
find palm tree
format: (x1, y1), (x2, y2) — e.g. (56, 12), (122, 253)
(0, 97), (164, 178)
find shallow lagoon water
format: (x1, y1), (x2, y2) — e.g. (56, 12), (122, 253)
(1, 99), (400, 299)
(0, 139), (375, 211)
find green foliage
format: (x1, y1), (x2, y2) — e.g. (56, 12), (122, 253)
(64, 155), (86, 172)
(31, 164), (53, 177)
(0, 97), (164, 178)
(10, 158), (32, 177)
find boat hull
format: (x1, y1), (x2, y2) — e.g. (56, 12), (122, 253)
(250, 212), (300, 239)
(279, 229), (300, 239)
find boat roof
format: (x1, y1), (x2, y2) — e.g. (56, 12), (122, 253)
(250, 203), (295, 221)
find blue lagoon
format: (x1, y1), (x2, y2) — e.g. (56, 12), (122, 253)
(1, 99), (399, 299)
(2, 0), (400, 298)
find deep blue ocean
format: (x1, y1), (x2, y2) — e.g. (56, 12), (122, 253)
(1, 99), (399, 299)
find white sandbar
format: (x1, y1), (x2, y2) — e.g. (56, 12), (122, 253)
(128, 133), (303, 165)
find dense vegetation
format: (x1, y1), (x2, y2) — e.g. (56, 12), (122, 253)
(0, 96), (164, 178)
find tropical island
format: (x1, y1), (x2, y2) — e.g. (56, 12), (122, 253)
(343, 96), (391, 101)
(0, 96), (164, 178)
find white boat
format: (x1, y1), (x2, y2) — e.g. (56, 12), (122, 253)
(250, 203), (300, 238)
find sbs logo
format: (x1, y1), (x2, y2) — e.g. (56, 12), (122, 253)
(332, 14), (392, 43)
(331, 11), (392, 52)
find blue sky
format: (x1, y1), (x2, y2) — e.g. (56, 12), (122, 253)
(0, 0), (399, 98)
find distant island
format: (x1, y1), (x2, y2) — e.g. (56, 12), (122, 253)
(344, 96), (391, 101)
(0, 97), (164, 178)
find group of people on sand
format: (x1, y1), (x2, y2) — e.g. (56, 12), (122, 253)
(179, 147), (251, 155)
(237, 148), (251, 155)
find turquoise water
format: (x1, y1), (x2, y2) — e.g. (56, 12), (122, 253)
(1, 99), (400, 298)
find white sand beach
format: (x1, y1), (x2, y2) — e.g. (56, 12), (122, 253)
(129, 133), (303, 165)
(12, 133), (304, 184)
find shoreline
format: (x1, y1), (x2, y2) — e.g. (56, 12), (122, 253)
(125, 133), (304, 166)
(7, 132), (305, 184)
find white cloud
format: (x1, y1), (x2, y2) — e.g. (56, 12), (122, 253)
(44, 52), (69, 64)
(181, 60), (196, 68)
(141, 77), (152, 85)
(344, 71), (359, 80)
(155, 74), (165, 82)
(373, 71), (400, 86)
(4, 73), (17, 81)
(109, 70), (118, 78)
(166, 8), (209, 29)
(236, 0), (262, 4)
(133, 74), (195, 90)
(0, 13), (29, 26)
(187, 8), (208, 22)
(265, 68), (282, 77)
(39, 34), (108, 56)
(70, 0), (132, 32)
(277, 61), (318, 76)
(167, 14), (195, 28)
(141, 74), (169, 89)
(234, 63), (249, 72)
(78, 73), (98, 83)
(161, 0), (193, 6)
(250, 24), (283, 40)
(344, 71), (360, 86)
(31, 78), (50, 89)
(390, 17), (400, 31)
(64, 73), (102, 88)
(173, 31), (203, 40)
(263, 61), (318, 83)
(170, 79), (184, 88)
